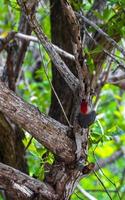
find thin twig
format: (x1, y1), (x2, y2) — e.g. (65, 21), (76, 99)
(113, 168), (125, 199)
(85, 28), (125, 71)
(74, 192), (83, 200)
(38, 43), (73, 127)
(94, 57), (113, 106)
(16, 2), (79, 91)
(93, 144), (121, 200)
(108, 74), (125, 83)
(77, 184), (97, 200)
(86, 189), (117, 193)
(15, 32), (75, 61)
(24, 136), (33, 152)
(93, 171), (113, 200)
(77, 13), (125, 57)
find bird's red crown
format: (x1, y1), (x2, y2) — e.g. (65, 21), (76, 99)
(80, 100), (88, 114)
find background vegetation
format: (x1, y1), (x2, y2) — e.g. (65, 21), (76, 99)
(1, 0), (125, 199)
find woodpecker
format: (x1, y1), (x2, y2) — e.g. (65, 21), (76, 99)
(78, 100), (96, 128)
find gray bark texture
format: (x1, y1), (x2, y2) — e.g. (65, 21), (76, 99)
(0, 0), (122, 199)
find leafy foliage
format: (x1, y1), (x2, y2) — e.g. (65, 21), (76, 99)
(1, 0), (125, 199)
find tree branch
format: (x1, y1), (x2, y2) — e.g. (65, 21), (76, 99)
(85, 28), (125, 72)
(15, 32), (75, 61)
(77, 184), (97, 200)
(77, 13), (125, 57)
(17, 0), (78, 92)
(0, 162), (58, 200)
(108, 73), (125, 84)
(0, 80), (75, 163)
(86, 0), (107, 25)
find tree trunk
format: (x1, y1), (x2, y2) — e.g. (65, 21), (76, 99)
(49, 0), (77, 125)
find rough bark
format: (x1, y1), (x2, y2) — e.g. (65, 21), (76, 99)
(0, 113), (26, 171)
(0, 0), (122, 199)
(49, 0), (78, 125)
(0, 162), (58, 200)
(18, 0), (78, 92)
(48, 1), (89, 199)
(0, 11), (33, 177)
(0, 80), (75, 163)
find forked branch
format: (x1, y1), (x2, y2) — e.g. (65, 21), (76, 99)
(0, 80), (75, 163)
(17, 0), (79, 92)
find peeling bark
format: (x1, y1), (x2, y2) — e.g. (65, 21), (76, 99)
(0, 162), (58, 200)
